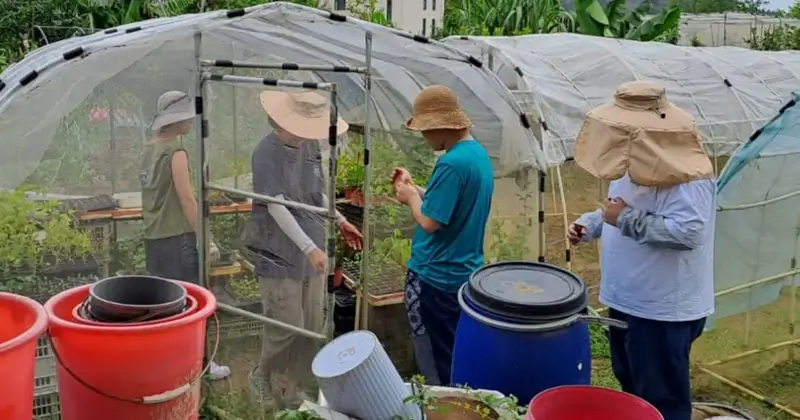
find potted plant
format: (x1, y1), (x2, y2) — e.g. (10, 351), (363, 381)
(401, 376), (523, 420)
(336, 145), (364, 206)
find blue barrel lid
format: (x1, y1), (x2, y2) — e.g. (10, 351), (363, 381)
(466, 261), (588, 322)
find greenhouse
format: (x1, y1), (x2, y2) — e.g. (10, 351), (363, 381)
(442, 34), (800, 166)
(0, 3), (546, 419)
(441, 33), (800, 418)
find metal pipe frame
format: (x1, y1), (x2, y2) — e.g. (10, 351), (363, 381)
(193, 30), (375, 341)
(201, 60), (367, 74)
(358, 32), (374, 331)
(207, 182), (330, 215)
(202, 73), (334, 90)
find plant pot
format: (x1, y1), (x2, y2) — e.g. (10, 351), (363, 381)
(333, 267), (344, 288)
(316, 385), (515, 420)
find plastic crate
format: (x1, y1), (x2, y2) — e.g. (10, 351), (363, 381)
(211, 301), (264, 341)
(32, 391), (61, 420)
(34, 336), (58, 396)
(213, 317), (263, 341)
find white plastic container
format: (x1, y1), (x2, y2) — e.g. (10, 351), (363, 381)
(312, 330), (422, 420)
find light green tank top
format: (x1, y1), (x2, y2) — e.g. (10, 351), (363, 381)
(140, 140), (193, 240)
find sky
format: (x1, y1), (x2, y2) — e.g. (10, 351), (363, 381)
(767, 0), (793, 10)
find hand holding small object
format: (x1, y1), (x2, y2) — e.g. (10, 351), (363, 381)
(602, 197), (627, 226)
(395, 181), (420, 205)
(567, 223), (587, 245)
(391, 167), (413, 186)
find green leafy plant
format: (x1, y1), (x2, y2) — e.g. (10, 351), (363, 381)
(0, 188), (94, 294)
(336, 145), (365, 190)
(397, 375), (522, 419)
(373, 229), (412, 268)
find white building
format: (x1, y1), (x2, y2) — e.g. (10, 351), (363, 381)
(321, 0), (444, 37)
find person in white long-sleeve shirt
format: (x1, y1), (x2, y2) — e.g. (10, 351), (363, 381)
(242, 91), (362, 409)
(568, 81), (716, 420)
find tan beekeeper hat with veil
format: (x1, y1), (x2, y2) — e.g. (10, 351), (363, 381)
(574, 81), (714, 187)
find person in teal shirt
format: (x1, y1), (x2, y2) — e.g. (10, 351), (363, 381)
(394, 85), (494, 385)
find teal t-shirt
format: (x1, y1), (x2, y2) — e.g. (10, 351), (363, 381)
(407, 140), (494, 292)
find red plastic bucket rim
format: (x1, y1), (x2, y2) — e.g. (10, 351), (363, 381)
(0, 292), (48, 353)
(528, 385), (662, 412)
(45, 280), (217, 335)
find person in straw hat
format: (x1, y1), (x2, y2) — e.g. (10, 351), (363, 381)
(140, 90), (230, 380)
(568, 81), (716, 420)
(392, 85), (494, 386)
(242, 90), (363, 408)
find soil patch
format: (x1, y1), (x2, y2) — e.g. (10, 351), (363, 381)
(424, 396), (499, 420)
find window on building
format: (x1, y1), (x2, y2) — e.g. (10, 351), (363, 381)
(423, 0), (427, 10)
(387, 0), (392, 21)
(334, 0), (346, 10)
(433, 0), (436, 10)
(422, 18), (427, 36)
(432, 19), (436, 36)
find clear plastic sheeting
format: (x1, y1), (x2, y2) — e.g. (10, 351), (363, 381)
(442, 34), (800, 166)
(714, 92), (800, 324)
(0, 2), (545, 195)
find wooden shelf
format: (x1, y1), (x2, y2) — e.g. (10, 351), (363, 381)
(209, 262), (242, 277)
(76, 202), (252, 221)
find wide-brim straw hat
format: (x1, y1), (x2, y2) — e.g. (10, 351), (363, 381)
(574, 80), (713, 187)
(260, 90), (349, 140)
(151, 91), (194, 132)
(405, 85), (472, 132)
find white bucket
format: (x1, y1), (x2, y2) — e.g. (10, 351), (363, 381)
(312, 330), (422, 420)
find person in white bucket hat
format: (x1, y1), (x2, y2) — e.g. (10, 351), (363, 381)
(242, 90), (363, 409)
(140, 90), (230, 380)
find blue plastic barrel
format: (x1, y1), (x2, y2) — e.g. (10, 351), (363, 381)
(451, 261), (593, 403)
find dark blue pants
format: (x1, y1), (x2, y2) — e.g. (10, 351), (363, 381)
(607, 308), (706, 420)
(406, 270), (461, 385)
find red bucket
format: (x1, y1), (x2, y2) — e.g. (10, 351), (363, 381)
(0, 292), (48, 420)
(527, 385), (663, 420)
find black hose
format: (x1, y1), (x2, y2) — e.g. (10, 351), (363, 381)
(692, 401), (757, 420)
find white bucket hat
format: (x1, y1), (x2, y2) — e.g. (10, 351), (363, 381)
(259, 90), (348, 140)
(151, 91), (194, 132)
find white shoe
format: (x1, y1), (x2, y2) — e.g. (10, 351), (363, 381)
(209, 362), (231, 380)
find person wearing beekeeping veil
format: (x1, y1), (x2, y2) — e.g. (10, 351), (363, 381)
(242, 90), (363, 409)
(567, 81), (716, 420)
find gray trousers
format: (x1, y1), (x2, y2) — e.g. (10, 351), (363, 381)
(255, 275), (326, 396)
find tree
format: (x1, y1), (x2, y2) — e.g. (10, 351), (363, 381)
(574, 0), (681, 41)
(789, 0), (800, 19)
